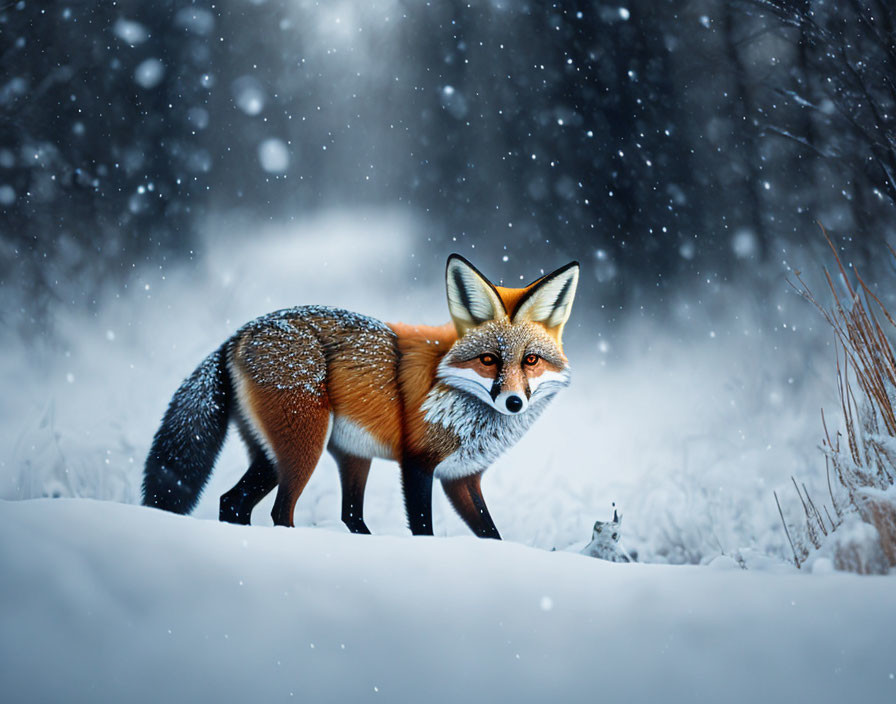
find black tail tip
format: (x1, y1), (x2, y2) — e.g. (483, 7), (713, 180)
(142, 463), (203, 514)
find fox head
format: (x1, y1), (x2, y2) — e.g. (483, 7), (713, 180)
(437, 254), (579, 416)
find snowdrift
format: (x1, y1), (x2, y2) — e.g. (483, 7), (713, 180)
(1, 498), (893, 703)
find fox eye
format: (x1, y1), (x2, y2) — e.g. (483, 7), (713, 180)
(479, 354), (497, 366)
(523, 353), (539, 366)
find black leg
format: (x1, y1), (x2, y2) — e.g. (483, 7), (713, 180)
(330, 446), (372, 534)
(401, 462), (434, 536)
(270, 483), (297, 527)
(220, 452), (278, 525)
(441, 473), (501, 539)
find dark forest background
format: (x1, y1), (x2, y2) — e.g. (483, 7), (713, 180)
(1, 0), (895, 329)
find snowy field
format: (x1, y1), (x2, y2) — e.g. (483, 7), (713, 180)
(2, 211), (892, 702)
(2, 498), (894, 703)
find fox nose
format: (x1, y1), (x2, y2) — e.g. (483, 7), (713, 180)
(505, 395), (523, 413)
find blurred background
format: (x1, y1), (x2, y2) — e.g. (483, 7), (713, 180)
(1, 0), (895, 563)
(3, 0), (896, 322)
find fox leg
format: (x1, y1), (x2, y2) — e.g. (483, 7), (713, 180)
(229, 319), (334, 528)
(441, 473), (501, 539)
(401, 461), (434, 535)
(269, 404), (331, 527)
(243, 389), (331, 528)
(329, 445), (373, 534)
(219, 450), (277, 525)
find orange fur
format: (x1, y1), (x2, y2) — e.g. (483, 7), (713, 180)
(388, 322), (457, 459)
(493, 284), (531, 317)
(243, 380), (330, 527)
(326, 362), (403, 457)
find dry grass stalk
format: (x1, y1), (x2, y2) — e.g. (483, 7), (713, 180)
(775, 490), (804, 568)
(784, 227), (896, 571)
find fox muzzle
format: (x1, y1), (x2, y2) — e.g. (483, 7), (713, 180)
(494, 390), (528, 415)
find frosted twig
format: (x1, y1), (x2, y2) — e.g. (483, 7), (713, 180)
(775, 490), (801, 569)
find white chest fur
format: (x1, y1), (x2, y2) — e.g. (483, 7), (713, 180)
(329, 414), (395, 460)
(422, 387), (549, 480)
(330, 416), (394, 460)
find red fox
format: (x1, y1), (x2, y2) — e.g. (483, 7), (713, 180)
(143, 254), (579, 538)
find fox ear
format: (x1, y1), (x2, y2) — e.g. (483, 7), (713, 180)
(512, 261), (579, 341)
(446, 254), (506, 336)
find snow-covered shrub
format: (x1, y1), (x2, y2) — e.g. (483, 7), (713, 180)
(825, 516), (890, 575)
(854, 487), (896, 569)
(784, 236), (896, 573)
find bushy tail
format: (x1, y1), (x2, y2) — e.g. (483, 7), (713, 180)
(143, 344), (232, 514)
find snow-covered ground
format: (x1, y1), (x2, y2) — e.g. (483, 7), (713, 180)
(1, 497), (894, 703)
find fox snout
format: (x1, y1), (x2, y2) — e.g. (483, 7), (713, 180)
(492, 366), (530, 415)
(500, 392), (525, 414)
(472, 384), (529, 416)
